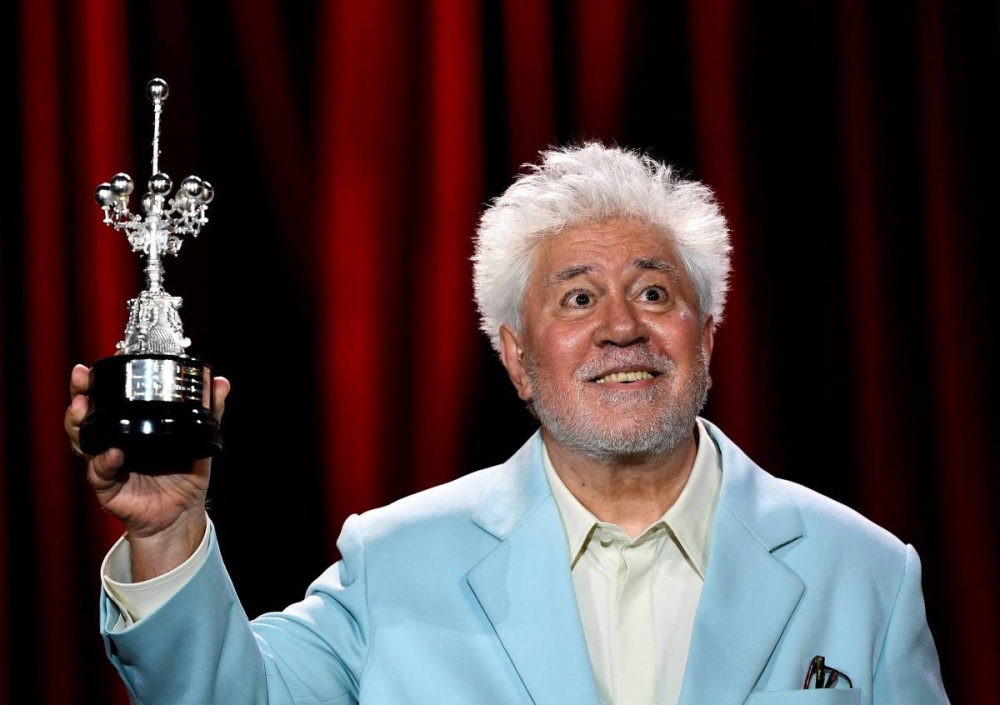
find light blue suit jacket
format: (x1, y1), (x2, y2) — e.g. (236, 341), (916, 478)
(101, 420), (949, 704)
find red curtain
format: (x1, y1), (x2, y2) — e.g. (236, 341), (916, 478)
(3, 1), (996, 702)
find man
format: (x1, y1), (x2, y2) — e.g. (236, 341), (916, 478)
(66, 143), (949, 704)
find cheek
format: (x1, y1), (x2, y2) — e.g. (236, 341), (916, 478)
(678, 311), (701, 344)
(675, 306), (701, 328)
(652, 310), (704, 355)
(534, 324), (589, 363)
(525, 330), (590, 388)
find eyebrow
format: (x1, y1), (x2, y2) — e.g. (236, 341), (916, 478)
(634, 257), (682, 283)
(544, 265), (594, 288)
(544, 259), (683, 288)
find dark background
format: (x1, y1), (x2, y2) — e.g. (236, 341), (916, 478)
(2, 1), (997, 702)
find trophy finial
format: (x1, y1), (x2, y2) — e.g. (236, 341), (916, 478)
(146, 78), (169, 103)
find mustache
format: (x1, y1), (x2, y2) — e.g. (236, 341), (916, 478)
(574, 347), (676, 381)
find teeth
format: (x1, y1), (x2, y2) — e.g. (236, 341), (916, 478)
(595, 371), (655, 384)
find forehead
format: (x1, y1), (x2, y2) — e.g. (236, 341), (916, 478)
(531, 219), (682, 277)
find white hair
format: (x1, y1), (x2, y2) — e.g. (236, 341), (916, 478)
(472, 142), (732, 354)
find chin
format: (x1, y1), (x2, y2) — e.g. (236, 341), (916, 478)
(547, 416), (698, 465)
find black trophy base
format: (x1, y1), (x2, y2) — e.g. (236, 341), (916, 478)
(79, 353), (221, 468)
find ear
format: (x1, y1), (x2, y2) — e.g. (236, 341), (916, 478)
(499, 324), (533, 402)
(701, 314), (715, 389)
(701, 314), (715, 366)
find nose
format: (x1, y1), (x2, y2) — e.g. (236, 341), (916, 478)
(594, 294), (648, 347)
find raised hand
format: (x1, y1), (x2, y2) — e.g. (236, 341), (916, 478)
(66, 363), (231, 579)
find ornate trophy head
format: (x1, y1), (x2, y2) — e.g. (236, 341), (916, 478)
(94, 78), (214, 356)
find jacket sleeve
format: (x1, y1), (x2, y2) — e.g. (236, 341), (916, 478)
(101, 514), (370, 704)
(871, 544), (950, 704)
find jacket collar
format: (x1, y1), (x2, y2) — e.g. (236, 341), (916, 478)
(707, 418), (804, 552)
(469, 431), (551, 540)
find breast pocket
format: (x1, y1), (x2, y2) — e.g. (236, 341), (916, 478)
(745, 690), (862, 704)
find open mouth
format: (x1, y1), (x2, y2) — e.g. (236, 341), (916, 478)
(593, 370), (658, 384)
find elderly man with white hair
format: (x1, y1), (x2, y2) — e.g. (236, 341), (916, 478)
(66, 143), (949, 704)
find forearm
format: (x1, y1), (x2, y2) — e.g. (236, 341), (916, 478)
(103, 515), (211, 625)
(101, 518), (368, 705)
(102, 529), (272, 704)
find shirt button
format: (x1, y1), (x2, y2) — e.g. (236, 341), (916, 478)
(599, 530), (614, 547)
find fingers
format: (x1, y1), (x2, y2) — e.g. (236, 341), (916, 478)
(87, 447), (126, 489)
(65, 393), (89, 451)
(66, 365), (91, 455)
(212, 376), (230, 424)
(70, 364), (91, 399)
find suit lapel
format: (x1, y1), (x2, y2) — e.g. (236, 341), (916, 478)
(467, 433), (600, 705)
(676, 504), (805, 704)
(678, 421), (806, 705)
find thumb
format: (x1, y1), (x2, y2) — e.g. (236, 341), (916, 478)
(212, 376), (231, 424)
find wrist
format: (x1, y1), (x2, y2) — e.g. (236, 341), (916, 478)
(127, 509), (208, 582)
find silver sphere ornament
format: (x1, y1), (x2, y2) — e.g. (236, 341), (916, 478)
(141, 192), (154, 214)
(181, 176), (204, 199)
(146, 78), (169, 103)
(149, 172), (173, 195)
(200, 181), (214, 204)
(95, 183), (116, 207)
(110, 172), (134, 197)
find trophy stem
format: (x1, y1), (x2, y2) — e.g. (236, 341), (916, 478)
(146, 215), (165, 294)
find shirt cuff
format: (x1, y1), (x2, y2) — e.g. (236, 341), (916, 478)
(101, 515), (212, 627)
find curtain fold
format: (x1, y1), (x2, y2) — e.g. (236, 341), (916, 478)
(410, 0), (484, 496)
(915, 0), (998, 683)
(20, 0), (78, 702)
(315, 0), (418, 543)
(502, 0), (556, 170)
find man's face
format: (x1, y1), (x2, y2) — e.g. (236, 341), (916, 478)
(499, 219), (714, 463)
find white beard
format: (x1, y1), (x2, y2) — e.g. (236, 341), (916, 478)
(525, 345), (710, 465)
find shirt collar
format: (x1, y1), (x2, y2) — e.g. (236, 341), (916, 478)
(542, 417), (722, 578)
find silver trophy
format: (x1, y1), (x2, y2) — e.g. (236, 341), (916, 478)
(79, 78), (221, 465)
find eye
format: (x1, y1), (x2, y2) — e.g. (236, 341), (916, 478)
(562, 290), (593, 308)
(640, 286), (668, 303)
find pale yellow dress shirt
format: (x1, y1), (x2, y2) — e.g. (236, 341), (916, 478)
(542, 418), (722, 705)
